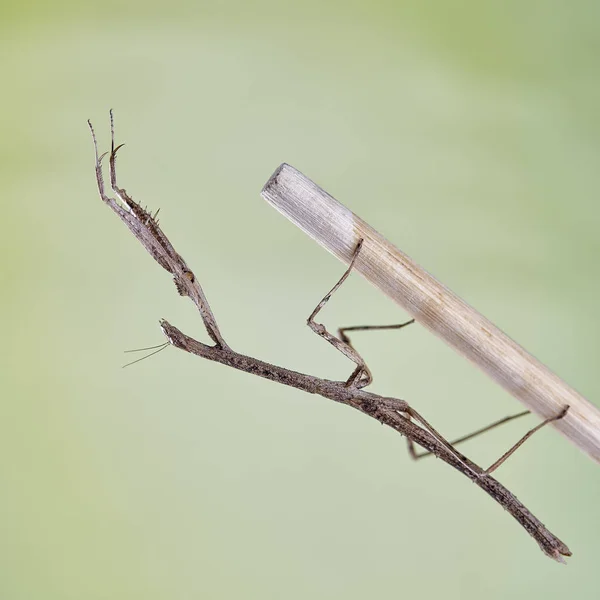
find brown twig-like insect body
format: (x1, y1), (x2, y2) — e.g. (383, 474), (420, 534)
(88, 113), (570, 562)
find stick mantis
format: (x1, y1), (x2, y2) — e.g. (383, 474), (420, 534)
(88, 113), (571, 562)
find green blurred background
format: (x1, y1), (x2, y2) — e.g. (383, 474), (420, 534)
(2, 1), (600, 598)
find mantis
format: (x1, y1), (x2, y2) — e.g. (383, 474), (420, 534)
(88, 112), (570, 562)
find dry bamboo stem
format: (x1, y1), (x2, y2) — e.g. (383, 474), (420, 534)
(261, 163), (600, 464)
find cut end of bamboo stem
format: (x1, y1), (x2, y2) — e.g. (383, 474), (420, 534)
(262, 163), (358, 262)
(261, 162), (600, 465)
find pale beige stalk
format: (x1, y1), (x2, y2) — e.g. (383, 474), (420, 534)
(261, 163), (600, 464)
